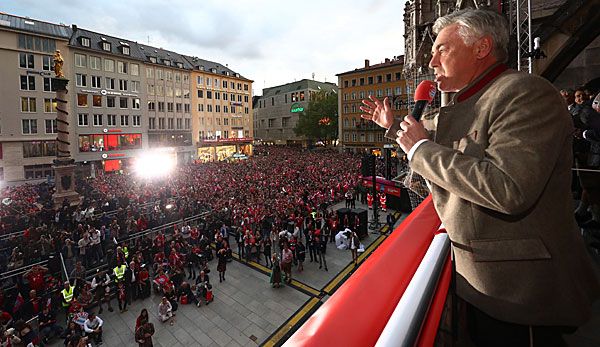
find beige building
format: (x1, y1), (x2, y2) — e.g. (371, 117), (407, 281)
(0, 13), (72, 183)
(337, 58), (408, 154)
(186, 56), (253, 162)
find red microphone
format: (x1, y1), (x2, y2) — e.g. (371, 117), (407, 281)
(411, 80), (437, 121)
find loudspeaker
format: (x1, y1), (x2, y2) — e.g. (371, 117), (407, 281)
(361, 155), (374, 177)
(48, 254), (61, 275)
(351, 208), (368, 239)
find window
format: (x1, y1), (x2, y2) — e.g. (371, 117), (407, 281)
(197, 76), (203, 85)
(360, 78), (365, 86)
(107, 114), (116, 126)
(359, 91), (365, 99)
(147, 84), (155, 95)
(106, 78), (115, 90)
(89, 56), (101, 70)
(223, 106), (228, 113)
(148, 101), (155, 111)
(133, 115), (141, 127)
(22, 119), (37, 134)
(377, 89), (383, 97)
(149, 56), (157, 64)
(198, 104), (204, 112)
(215, 92), (220, 100)
(395, 72), (401, 80)
(207, 104), (212, 112)
(166, 86), (173, 97)
(117, 61), (127, 74)
(77, 94), (88, 107)
(42, 56), (52, 71)
(176, 118), (182, 129)
(45, 119), (57, 133)
(102, 41), (111, 51)
(164, 60), (171, 66)
(156, 85), (164, 96)
(184, 104), (190, 113)
(18, 34), (56, 53)
(131, 64), (139, 76)
(131, 81), (140, 92)
(175, 88), (182, 98)
(244, 84), (249, 91)
(368, 76), (374, 84)
(395, 86), (401, 95)
(119, 97), (128, 109)
(20, 75), (36, 90)
(223, 93), (228, 101)
(167, 118), (174, 129)
(107, 96), (116, 108)
(386, 73), (392, 82)
(344, 80), (349, 88)
(133, 98), (140, 109)
(43, 77), (53, 92)
(21, 97), (36, 112)
(158, 117), (165, 129)
(78, 113), (88, 126)
(148, 117), (156, 129)
(244, 95), (249, 102)
(223, 118), (229, 126)
(91, 76), (101, 88)
(175, 73), (181, 83)
(119, 79), (128, 91)
(146, 68), (154, 78)
(93, 114), (103, 126)
(19, 53), (35, 69)
(206, 91), (212, 99)
(80, 37), (90, 47)
(197, 90), (204, 98)
(122, 46), (130, 55)
(156, 69), (163, 79)
(75, 53), (86, 67)
(44, 98), (57, 113)
(24, 164), (53, 180)
(158, 102), (165, 112)
(167, 102), (173, 112)
(78, 133), (141, 152)
(222, 80), (228, 88)
(76, 74), (87, 87)
(185, 118), (190, 130)
(104, 59), (114, 72)
(166, 71), (172, 81)
(215, 105), (221, 113)
(176, 103), (182, 112)
(120, 115), (129, 126)
(93, 95), (102, 107)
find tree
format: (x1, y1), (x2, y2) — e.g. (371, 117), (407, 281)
(294, 91), (338, 146)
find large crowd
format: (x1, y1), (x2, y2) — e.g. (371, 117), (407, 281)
(0, 146), (362, 346)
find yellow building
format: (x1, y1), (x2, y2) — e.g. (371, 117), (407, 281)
(186, 56), (253, 162)
(336, 57), (408, 154)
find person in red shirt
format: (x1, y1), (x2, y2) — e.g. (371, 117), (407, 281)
(25, 265), (48, 294)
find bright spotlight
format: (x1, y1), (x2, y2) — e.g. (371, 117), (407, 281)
(133, 148), (176, 179)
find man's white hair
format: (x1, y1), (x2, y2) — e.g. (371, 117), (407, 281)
(433, 8), (510, 62)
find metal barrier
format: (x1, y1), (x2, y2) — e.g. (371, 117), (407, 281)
(375, 233), (450, 347)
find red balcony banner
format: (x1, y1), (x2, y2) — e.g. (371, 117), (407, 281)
(285, 196), (442, 346)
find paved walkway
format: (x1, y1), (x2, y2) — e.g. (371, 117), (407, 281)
(49, 200), (404, 347)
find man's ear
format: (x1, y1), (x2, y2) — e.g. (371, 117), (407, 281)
(475, 35), (493, 59)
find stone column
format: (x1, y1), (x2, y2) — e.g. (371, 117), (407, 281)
(52, 77), (82, 207)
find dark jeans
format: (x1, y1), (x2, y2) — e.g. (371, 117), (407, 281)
(465, 302), (572, 347)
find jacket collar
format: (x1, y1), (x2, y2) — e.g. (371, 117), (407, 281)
(454, 62), (508, 103)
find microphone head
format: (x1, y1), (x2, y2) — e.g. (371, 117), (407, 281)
(414, 80), (437, 103)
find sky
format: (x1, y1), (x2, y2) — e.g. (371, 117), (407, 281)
(2, 0), (407, 95)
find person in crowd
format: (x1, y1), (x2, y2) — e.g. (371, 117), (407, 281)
(83, 312), (103, 345)
(195, 270), (211, 306)
(270, 253), (282, 288)
(361, 8), (599, 346)
(216, 246), (227, 282)
(316, 236), (328, 271)
(295, 238), (306, 272)
(281, 243), (293, 284)
(61, 320), (82, 347)
(158, 297), (175, 326)
(262, 238), (272, 268)
(349, 230), (359, 265)
(116, 281), (127, 313)
(135, 309), (149, 332)
(135, 321), (155, 347)
(38, 305), (64, 344)
(91, 269), (113, 314)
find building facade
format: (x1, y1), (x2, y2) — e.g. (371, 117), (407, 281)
(337, 58), (408, 153)
(186, 56), (253, 162)
(254, 79), (337, 146)
(68, 26), (148, 174)
(0, 12), (252, 184)
(0, 13), (72, 183)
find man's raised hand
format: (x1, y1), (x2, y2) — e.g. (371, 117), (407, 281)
(360, 95), (393, 129)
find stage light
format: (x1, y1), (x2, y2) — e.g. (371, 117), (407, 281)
(133, 148), (176, 179)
